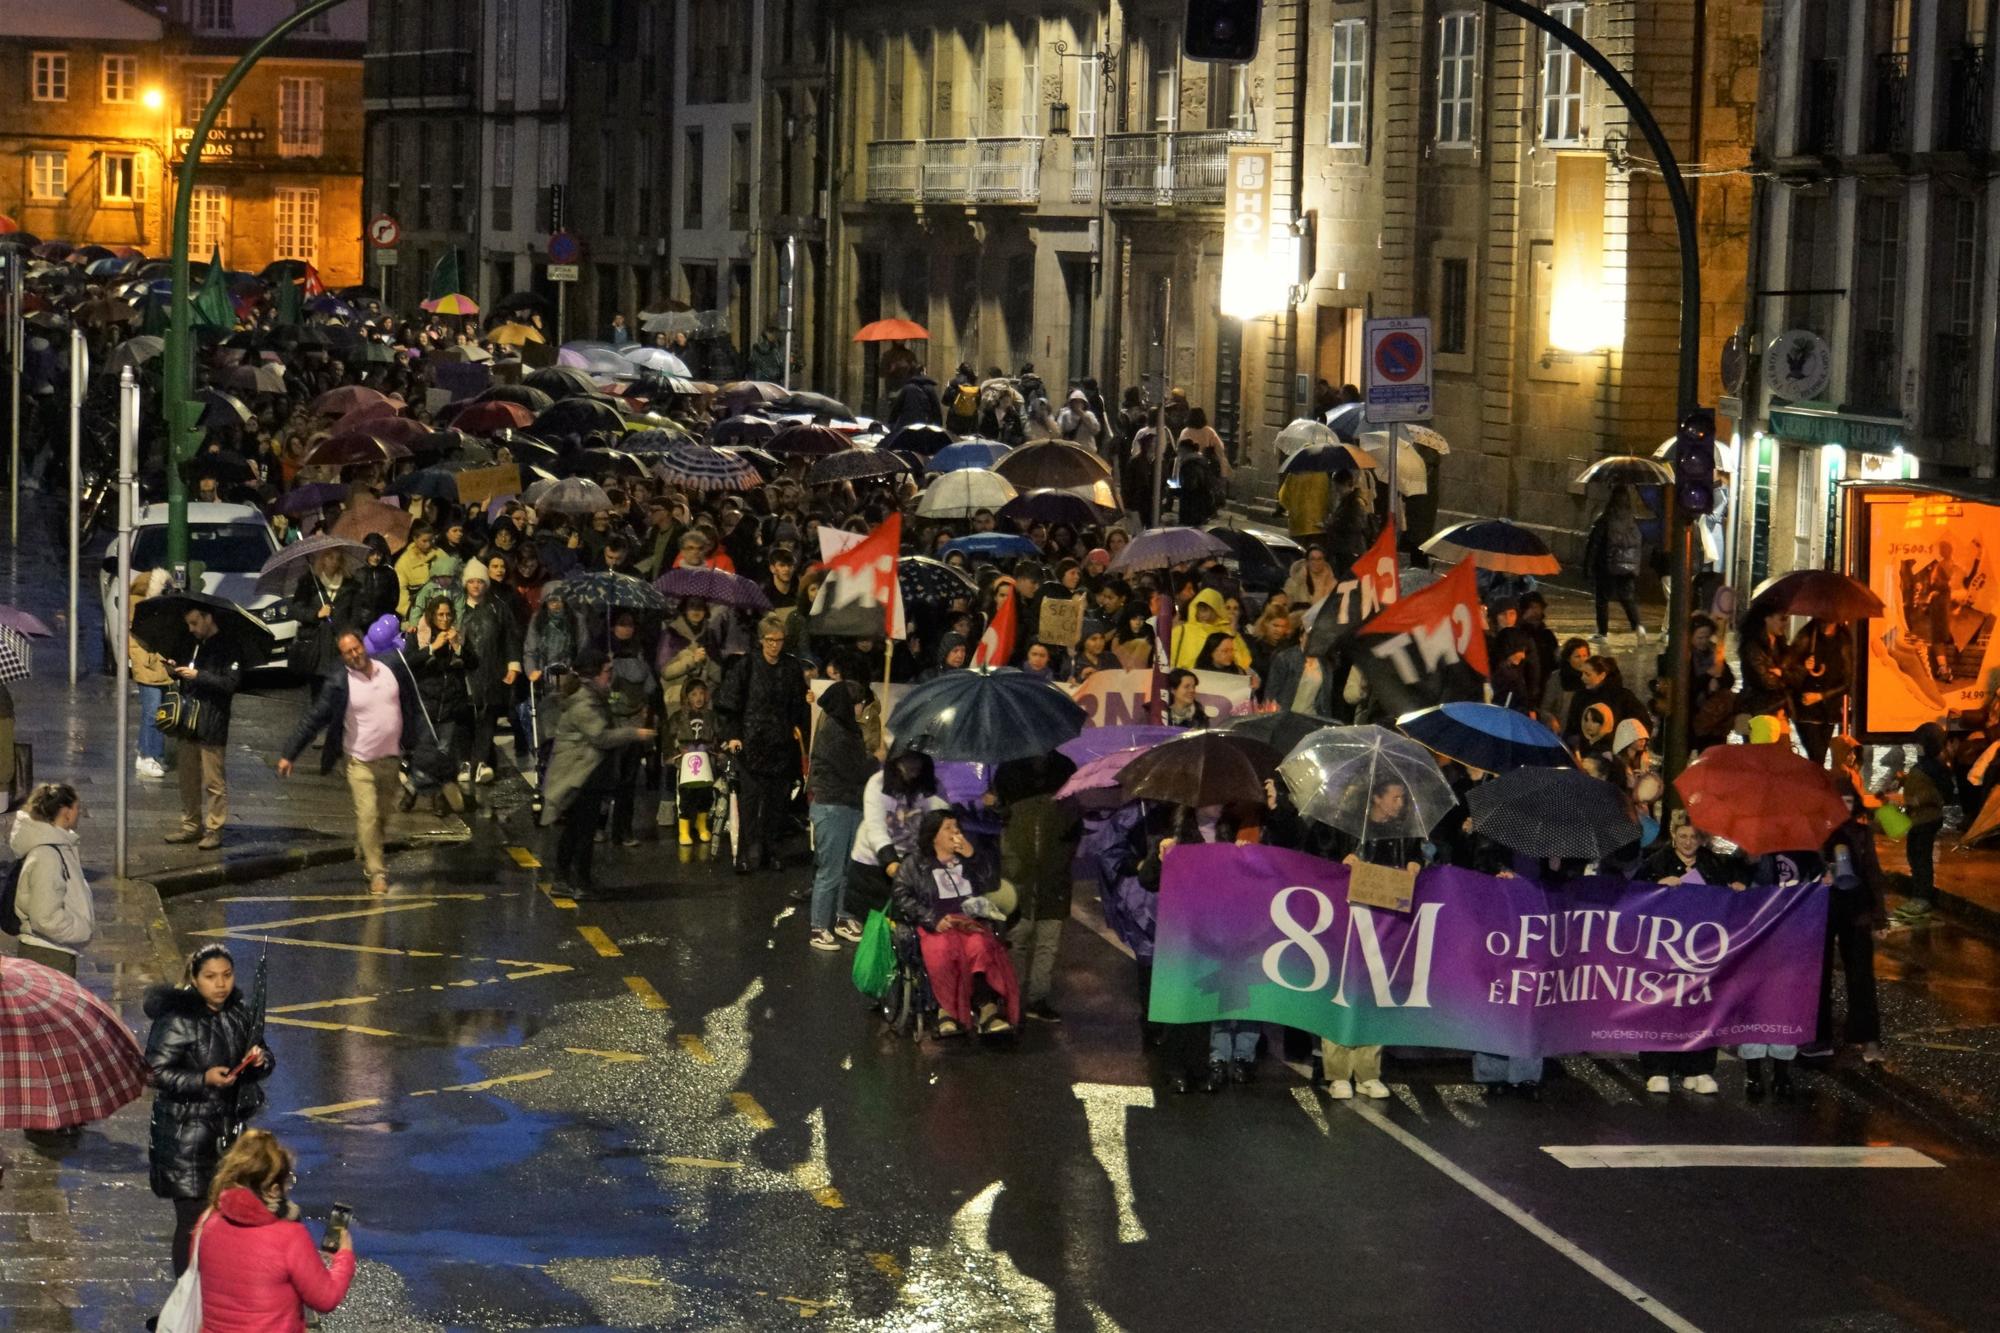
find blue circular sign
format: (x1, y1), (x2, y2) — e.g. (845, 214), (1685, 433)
(1375, 332), (1423, 383)
(547, 230), (580, 265)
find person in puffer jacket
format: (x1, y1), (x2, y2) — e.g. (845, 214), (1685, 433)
(10, 783), (93, 976)
(144, 943), (275, 1275)
(193, 1129), (355, 1332)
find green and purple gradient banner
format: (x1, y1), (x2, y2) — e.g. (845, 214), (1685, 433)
(1149, 845), (1828, 1057)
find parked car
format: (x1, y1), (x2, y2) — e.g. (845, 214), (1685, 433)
(1205, 523), (1305, 596)
(99, 503), (290, 669)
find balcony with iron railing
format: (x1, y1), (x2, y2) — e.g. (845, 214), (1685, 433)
(1867, 52), (1911, 153)
(362, 49), (474, 106)
(1929, 331), (1975, 438)
(1849, 326), (1903, 416)
(861, 137), (1045, 205)
(1070, 138), (1098, 203)
(1102, 129), (1261, 207)
(1941, 43), (1989, 153)
(1800, 58), (1842, 155)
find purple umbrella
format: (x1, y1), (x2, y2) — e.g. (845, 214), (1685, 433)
(937, 761), (991, 807)
(255, 532), (369, 595)
(274, 482), (349, 517)
(1057, 724), (1185, 767)
(0, 605), (53, 638)
(1057, 747), (1158, 811)
(653, 566), (771, 612)
(1108, 525), (1232, 574)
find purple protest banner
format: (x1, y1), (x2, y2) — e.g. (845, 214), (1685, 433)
(1149, 844), (1827, 1057)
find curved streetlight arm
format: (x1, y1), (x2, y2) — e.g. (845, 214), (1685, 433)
(161, 0), (355, 569)
(1484, 0), (1703, 781)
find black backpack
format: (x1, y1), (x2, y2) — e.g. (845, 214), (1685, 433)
(0, 855), (26, 936)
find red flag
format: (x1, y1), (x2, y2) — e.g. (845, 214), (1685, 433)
(1350, 524), (1400, 610)
(1356, 555), (1489, 677)
(304, 263), (325, 297)
(974, 583), (1018, 668)
(810, 513), (902, 638)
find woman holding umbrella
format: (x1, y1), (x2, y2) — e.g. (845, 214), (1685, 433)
(407, 599), (473, 815)
(144, 943), (275, 1276)
(1582, 485), (1646, 643)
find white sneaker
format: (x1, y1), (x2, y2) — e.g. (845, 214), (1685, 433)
(457, 763), (472, 783)
(1687, 1074), (1719, 1095)
(1646, 1075), (1671, 1094)
(1589, 633), (1609, 648)
(136, 756), (165, 778)
(475, 763), (495, 784)
(1357, 1078), (1391, 1100)
(1637, 627), (1651, 645)
(1329, 1078), (1354, 1100)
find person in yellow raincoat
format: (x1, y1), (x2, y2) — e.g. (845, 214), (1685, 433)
(1170, 587), (1252, 671)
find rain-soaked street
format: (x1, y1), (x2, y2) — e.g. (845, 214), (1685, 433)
(156, 807), (2000, 1333)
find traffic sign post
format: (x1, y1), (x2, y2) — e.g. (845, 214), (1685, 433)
(547, 231), (581, 341)
(1364, 317), (1433, 547)
(369, 214), (400, 305)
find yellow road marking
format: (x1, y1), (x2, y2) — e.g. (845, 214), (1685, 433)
(678, 1034), (715, 1064)
(806, 1185), (845, 1209)
(411, 1068), (555, 1097)
(267, 1016), (414, 1039)
(867, 1253), (905, 1284)
(216, 893), (491, 903)
(565, 1047), (647, 1063)
(576, 925), (622, 957)
(664, 1156), (744, 1170)
(292, 1098), (383, 1119)
(191, 931), (448, 959)
(548, 895), (578, 910)
(730, 1092), (775, 1130)
(502, 960), (573, 980)
(625, 976), (669, 1010)
(776, 1295), (830, 1316)
(1902, 1039), (1985, 1054)
(508, 846), (542, 868)
(269, 994), (381, 1014)
(194, 901), (442, 933)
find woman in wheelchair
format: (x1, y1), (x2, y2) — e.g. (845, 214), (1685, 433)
(891, 810), (1020, 1039)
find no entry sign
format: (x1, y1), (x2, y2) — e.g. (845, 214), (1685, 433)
(1365, 317), (1433, 423)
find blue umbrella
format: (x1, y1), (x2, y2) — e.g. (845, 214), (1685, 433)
(943, 532), (1040, 560)
(1397, 702), (1572, 773)
(928, 440), (1011, 473)
(886, 667), (1087, 764)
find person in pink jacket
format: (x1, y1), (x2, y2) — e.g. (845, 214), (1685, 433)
(192, 1130), (355, 1332)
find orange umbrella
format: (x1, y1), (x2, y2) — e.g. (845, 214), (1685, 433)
(853, 318), (929, 342)
(422, 293), (480, 316)
(0, 216), (18, 236)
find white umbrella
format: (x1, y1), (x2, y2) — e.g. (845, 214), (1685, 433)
(1325, 402), (1365, 440)
(1275, 418), (1335, 457)
(622, 345), (693, 377)
(1357, 431), (1431, 497)
(916, 470), (1018, 519)
(1405, 424), (1452, 455)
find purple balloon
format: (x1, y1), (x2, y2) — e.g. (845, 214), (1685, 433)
(363, 614), (405, 656)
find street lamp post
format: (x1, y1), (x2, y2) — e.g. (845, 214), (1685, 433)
(160, 0), (353, 570)
(1482, 0), (1703, 780)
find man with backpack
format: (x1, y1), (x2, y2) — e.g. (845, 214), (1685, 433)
(945, 363), (981, 435)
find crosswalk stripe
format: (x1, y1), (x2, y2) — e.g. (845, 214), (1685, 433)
(624, 975), (669, 1010)
(1543, 1145), (1943, 1169)
(576, 925), (622, 957)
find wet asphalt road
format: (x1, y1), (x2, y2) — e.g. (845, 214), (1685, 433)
(152, 793), (2000, 1333)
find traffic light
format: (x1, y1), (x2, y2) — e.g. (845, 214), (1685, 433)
(1674, 408), (1717, 516)
(1185, 0), (1261, 62)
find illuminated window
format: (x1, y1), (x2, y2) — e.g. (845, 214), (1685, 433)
(103, 55), (138, 104)
(29, 152), (66, 201)
(189, 72), (231, 126)
(279, 78), (325, 156)
(1541, 2), (1588, 145)
(1328, 20), (1367, 147)
(32, 52), (68, 102)
(189, 186), (229, 259)
(276, 187), (320, 263)
(102, 153), (142, 204)
(1435, 14), (1477, 146)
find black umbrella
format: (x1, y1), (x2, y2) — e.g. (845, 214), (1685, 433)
(808, 449), (911, 486)
(1119, 731), (1280, 809)
(550, 571), (668, 615)
(390, 468), (463, 503)
(525, 365), (600, 399)
(476, 384), (556, 413)
(771, 391), (853, 419)
(1221, 710), (1332, 758)
(1466, 768), (1640, 861)
(899, 555), (976, 607)
(886, 668), (1087, 764)
(999, 488), (1109, 529)
(534, 395), (625, 437)
(880, 421), (953, 456)
(709, 414), (779, 446)
(490, 291), (553, 318)
(130, 591), (277, 666)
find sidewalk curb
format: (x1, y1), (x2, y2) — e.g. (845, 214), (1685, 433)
(149, 835), (443, 899)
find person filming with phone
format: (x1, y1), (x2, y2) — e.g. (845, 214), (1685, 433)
(186, 1129), (355, 1331)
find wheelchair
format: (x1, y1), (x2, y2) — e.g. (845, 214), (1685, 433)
(878, 920), (937, 1040)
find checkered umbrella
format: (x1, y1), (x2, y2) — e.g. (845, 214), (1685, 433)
(0, 626), (30, 683)
(0, 957), (149, 1130)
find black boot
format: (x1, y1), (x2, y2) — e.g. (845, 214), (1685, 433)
(1773, 1059), (1795, 1100)
(1744, 1056), (1767, 1099)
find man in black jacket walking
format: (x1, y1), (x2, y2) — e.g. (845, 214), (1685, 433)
(163, 607), (240, 851)
(721, 615), (811, 874)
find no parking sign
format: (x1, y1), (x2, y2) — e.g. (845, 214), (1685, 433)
(1365, 317), (1433, 423)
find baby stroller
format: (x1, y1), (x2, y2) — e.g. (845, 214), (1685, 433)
(662, 719), (733, 850)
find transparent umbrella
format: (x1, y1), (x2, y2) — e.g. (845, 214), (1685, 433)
(1278, 724), (1455, 844)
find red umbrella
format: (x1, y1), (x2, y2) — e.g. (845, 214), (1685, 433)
(0, 215), (19, 235)
(1673, 743), (1849, 856)
(853, 318), (930, 342)
(327, 401), (402, 437)
(452, 399), (537, 434)
(304, 431), (409, 468)
(0, 957), (148, 1130)
(767, 423), (852, 457)
(329, 498), (415, 552)
(1745, 569), (1885, 623)
(311, 385), (400, 418)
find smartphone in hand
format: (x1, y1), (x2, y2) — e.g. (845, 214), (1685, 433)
(320, 1203), (352, 1255)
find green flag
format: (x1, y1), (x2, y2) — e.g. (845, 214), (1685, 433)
(275, 274), (302, 325)
(428, 250), (461, 301)
(191, 248), (234, 332)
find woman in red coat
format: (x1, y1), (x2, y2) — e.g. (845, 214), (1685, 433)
(194, 1130), (355, 1332)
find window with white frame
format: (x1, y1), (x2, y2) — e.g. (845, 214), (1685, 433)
(195, 0), (234, 33)
(1944, 194), (1979, 336)
(295, 0), (331, 34)
(1328, 19), (1366, 147)
(1019, 22), (1040, 137)
(189, 186), (228, 259)
(102, 55), (138, 104)
(279, 78), (325, 156)
(29, 152), (66, 201)
(189, 71), (230, 126)
(32, 52), (68, 102)
(275, 187), (319, 263)
(101, 153), (141, 204)
(1075, 53), (1101, 137)
(1541, 2), (1587, 144)
(1435, 13), (1478, 146)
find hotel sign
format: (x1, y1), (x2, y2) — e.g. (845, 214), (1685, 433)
(172, 126), (268, 161)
